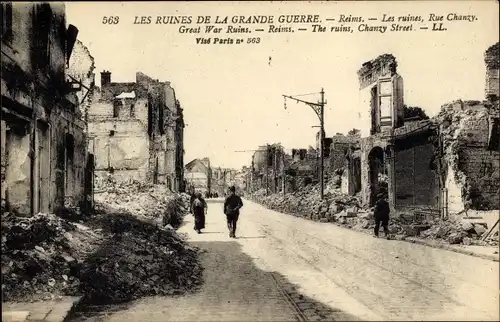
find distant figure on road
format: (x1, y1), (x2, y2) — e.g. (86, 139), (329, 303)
(374, 193), (390, 239)
(189, 190), (196, 214)
(224, 186), (244, 238)
(192, 192), (207, 234)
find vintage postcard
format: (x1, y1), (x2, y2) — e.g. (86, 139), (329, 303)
(1, 1), (499, 321)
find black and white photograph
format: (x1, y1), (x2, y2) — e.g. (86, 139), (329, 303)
(1, 1), (499, 321)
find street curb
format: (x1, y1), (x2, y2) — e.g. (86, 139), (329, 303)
(249, 199), (500, 263)
(62, 296), (83, 322)
(404, 237), (500, 262)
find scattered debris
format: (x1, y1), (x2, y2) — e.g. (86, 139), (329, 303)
(79, 212), (203, 304)
(94, 180), (191, 228)
(1, 212), (101, 302)
(1, 184), (201, 304)
(250, 187), (499, 247)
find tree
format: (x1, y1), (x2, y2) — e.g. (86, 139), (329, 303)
(404, 105), (429, 120)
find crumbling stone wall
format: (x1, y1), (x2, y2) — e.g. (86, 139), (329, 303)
(90, 97), (149, 188)
(88, 70), (183, 189)
(1, 3), (89, 215)
(67, 39), (96, 127)
(392, 123), (440, 211)
(485, 43), (499, 101)
(357, 54), (404, 138)
(325, 134), (359, 173)
(438, 100), (500, 212)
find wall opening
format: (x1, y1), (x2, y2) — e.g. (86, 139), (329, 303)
(153, 156), (159, 184)
(488, 118), (499, 151)
(36, 123), (50, 213)
(158, 104), (164, 135)
(64, 133), (75, 206)
(113, 100), (122, 118)
(130, 103), (135, 118)
(368, 146), (386, 206)
(370, 85), (379, 135)
(4, 121), (31, 214)
(353, 156), (362, 193)
(394, 131), (440, 210)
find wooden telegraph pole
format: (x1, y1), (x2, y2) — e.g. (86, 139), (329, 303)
(282, 88), (326, 200)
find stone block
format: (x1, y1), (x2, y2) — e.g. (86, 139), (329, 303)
(461, 221), (475, 232)
(448, 232), (464, 244)
(358, 211), (373, 220)
(401, 225), (419, 237)
(474, 224), (487, 236)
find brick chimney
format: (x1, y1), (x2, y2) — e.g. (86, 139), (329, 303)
(101, 70), (111, 87)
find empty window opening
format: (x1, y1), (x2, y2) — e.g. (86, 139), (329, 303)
(488, 118), (499, 151)
(130, 103), (135, 117)
(33, 4), (52, 69)
(368, 146), (387, 206)
(113, 100), (122, 117)
(370, 85), (379, 135)
(1, 3), (13, 42)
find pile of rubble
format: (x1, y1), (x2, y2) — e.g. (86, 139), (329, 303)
(79, 212), (203, 304)
(250, 185), (362, 222)
(2, 182), (201, 304)
(94, 180), (190, 228)
(1, 212), (102, 302)
(250, 188), (499, 247)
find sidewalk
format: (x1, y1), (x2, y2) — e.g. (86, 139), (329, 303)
(251, 199), (500, 262)
(2, 296), (80, 322)
(404, 237), (500, 262)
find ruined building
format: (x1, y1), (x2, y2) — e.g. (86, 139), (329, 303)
(345, 45), (499, 217)
(1, 3), (93, 215)
(185, 158), (211, 194)
(485, 43), (499, 102)
(87, 71), (185, 191)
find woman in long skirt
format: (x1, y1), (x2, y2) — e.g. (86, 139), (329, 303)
(192, 192), (207, 233)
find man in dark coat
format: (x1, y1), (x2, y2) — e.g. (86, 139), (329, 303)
(224, 186), (243, 238)
(374, 193), (390, 238)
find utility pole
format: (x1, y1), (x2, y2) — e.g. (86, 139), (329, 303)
(250, 155), (254, 194)
(266, 144), (270, 196)
(274, 147), (278, 193)
(283, 88), (326, 199)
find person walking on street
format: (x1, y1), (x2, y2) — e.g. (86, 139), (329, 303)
(192, 192), (207, 234)
(224, 186), (243, 238)
(374, 193), (390, 239)
(189, 190), (196, 214)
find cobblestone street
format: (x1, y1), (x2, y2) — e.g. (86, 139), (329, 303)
(71, 199), (499, 321)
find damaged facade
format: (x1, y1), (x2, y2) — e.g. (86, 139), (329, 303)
(185, 158), (210, 194)
(1, 3), (93, 215)
(211, 167), (238, 196)
(342, 45), (499, 217)
(87, 71), (185, 191)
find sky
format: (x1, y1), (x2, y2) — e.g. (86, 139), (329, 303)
(65, 1), (499, 169)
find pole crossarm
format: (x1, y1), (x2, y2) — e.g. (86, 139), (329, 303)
(282, 88), (326, 200)
(282, 94), (325, 121)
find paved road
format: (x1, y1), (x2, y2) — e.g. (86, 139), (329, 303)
(77, 199), (499, 321)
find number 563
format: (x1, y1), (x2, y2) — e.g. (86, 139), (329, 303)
(102, 16), (119, 24)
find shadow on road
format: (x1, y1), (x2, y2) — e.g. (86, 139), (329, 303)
(69, 240), (366, 321)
